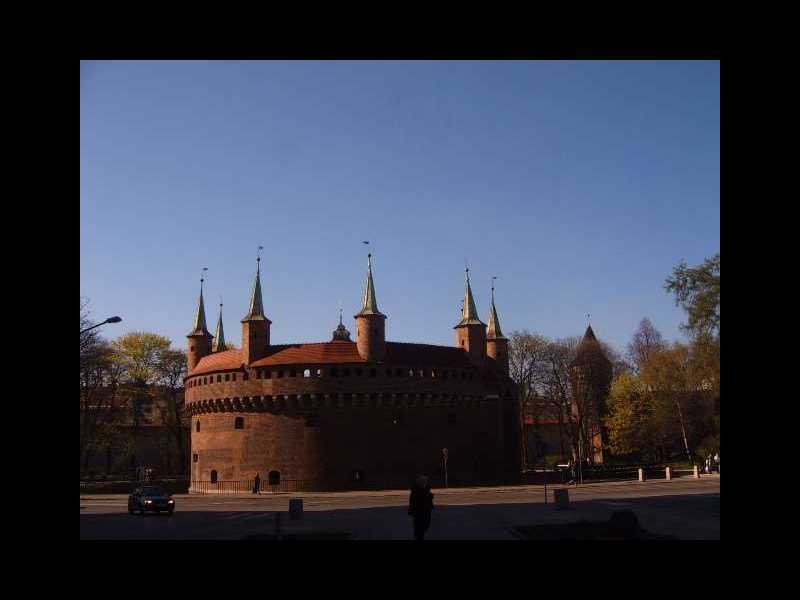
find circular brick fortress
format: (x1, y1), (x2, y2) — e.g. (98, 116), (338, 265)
(185, 259), (520, 492)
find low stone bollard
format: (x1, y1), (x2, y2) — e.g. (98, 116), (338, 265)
(693, 465), (700, 479)
(665, 466), (672, 481)
(289, 498), (303, 520)
(638, 468), (645, 482)
(553, 488), (569, 510)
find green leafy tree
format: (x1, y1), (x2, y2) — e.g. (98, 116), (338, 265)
(665, 253), (720, 339)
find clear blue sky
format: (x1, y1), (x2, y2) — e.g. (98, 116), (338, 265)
(80, 61), (720, 354)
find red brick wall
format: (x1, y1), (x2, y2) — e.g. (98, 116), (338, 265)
(186, 362), (520, 490)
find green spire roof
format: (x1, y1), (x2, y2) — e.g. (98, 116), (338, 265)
(242, 257), (269, 322)
(213, 303), (226, 352)
(355, 254), (385, 318)
(487, 284), (506, 339)
(188, 277), (211, 337)
(455, 268), (485, 328)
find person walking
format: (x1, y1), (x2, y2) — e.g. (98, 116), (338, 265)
(713, 452), (720, 474)
(253, 473), (261, 494)
(408, 475), (434, 541)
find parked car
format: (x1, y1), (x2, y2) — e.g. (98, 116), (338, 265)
(128, 486), (175, 515)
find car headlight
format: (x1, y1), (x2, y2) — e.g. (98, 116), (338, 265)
(144, 500), (152, 504)
(168, 500), (174, 504)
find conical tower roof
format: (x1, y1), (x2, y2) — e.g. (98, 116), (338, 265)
(355, 254), (385, 318)
(242, 257), (270, 322)
(573, 324), (611, 367)
(213, 303), (226, 352)
(188, 277), (211, 337)
(332, 308), (352, 341)
(455, 268), (485, 328)
(487, 284), (506, 339)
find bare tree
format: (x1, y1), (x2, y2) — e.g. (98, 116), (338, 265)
(508, 330), (550, 468)
(627, 318), (665, 373)
(155, 348), (189, 475)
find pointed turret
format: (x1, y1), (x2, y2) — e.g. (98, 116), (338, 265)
(213, 302), (226, 352)
(241, 250), (272, 365)
(187, 271), (213, 372)
(486, 280), (509, 374)
(332, 308), (352, 341)
(455, 268), (484, 327)
(354, 253), (387, 361)
(355, 253), (384, 317)
(454, 267), (486, 363)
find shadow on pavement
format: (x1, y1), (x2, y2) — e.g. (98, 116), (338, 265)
(80, 492), (720, 540)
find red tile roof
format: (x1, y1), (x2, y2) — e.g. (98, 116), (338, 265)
(189, 340), (475, 375)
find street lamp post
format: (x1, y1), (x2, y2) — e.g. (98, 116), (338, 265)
(80, 316), (122, 335)
(442, 448), (448, 488)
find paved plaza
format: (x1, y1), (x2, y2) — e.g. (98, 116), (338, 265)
(80, 476), (720, 540)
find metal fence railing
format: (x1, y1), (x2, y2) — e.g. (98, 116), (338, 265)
(190, 479), (307, 494)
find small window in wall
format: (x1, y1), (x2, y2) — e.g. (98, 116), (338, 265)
(190, 345), (195, 352)
(303, 369), (311, 378)
(256, 370), (262, 379)
(265, 370), (272, 379)
(268, 470), (281, 486)
(225, 374), (230, 382)
(305, 414), (319, 427)
(196, 420), (200, 432)
(210, 470), (218, 483)
(277, 370), (284, 378)
(330, 368), (338, 378)
(396, 368), (403, 377)
(235, 417), (244, 429)
(203, 377), (208, 384)
(290, 369), (297, 377)
(355, 368), (363, 376)
(343, 368), (350, 377)
(408, 368), (414, 377)
(315, 368), (322, 377)
(217, 375), (222, 382)
(193, 453), (198, 463)
(243, 372), (248, 381)
(232, 373), (237, 381)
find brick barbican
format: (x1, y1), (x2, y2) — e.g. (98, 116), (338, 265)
(184, 254), (521, 491)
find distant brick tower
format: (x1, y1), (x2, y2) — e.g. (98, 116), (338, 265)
(454, 268), (486, 363)
(570, 324), (613, 464)
(354, 253), (386, 362)
(486, 282), (509, 375)
(241, 253), (271, 365)
(187, 273), (213, 372)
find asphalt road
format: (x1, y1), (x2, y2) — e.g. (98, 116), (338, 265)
(80, 477), (720, 540)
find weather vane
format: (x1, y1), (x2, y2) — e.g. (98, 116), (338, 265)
(200, 267), (208, 291)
